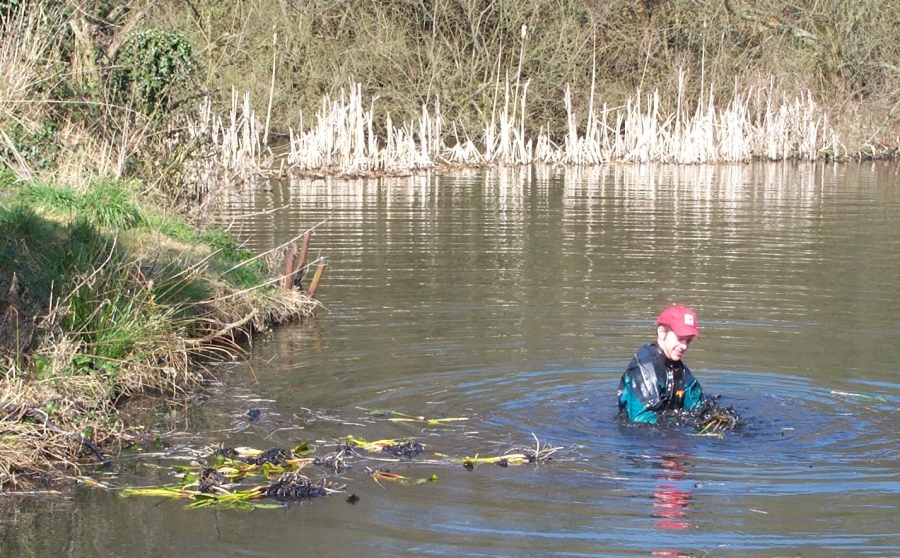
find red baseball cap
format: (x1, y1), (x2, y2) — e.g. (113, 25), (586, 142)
(657, 305), (700, 338)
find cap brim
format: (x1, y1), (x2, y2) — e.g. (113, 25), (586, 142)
(659, 324), (700, 337)
(669, 325), (700, 338)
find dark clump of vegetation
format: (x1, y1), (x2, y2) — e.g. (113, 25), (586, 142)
(382, 439), (426, 458)
(196, 467), (225, 493)
(264, 472), (329, 502)
(659, 396), (744, 434)
(245, 448), (291, 467)
(313, 455), (351, 474)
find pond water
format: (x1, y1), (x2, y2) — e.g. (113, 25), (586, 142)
(3, 162), (900, 557)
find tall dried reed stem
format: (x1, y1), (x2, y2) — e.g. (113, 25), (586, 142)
(0, 7), (47, 179)
(189, 74), (838, 179)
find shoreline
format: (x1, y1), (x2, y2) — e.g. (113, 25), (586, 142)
(0, 178), (320, 491)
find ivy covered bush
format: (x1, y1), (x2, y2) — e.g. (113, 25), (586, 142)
(108, 29), (194, 114)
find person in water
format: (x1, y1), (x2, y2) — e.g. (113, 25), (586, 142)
(618, 305), (704, 424)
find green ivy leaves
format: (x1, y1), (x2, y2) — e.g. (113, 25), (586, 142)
(109, 29), (195, 114)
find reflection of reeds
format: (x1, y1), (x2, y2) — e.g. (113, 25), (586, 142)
(194, 75), (837, 178)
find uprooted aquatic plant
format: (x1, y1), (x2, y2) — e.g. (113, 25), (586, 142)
(312, 450), (352, 474)
(382, 439), (425, 458)
(116, 425), (564, 510)
(659, 396), (744, 435)
(365, 409), (469, 426)
(366, 467), (439, 487)
(201, 444), (316, 478)
(244, 447), (291, 466)
(123, 469), (342, 509)
(196, 468), (225, 493)
(263, 470), (344, 501)
(344, 436), (426, 457)
(437, 433), (562, 470)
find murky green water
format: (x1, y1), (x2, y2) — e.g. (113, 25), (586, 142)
(4, 162), (900, 557)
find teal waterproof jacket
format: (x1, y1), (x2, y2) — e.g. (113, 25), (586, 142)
(617, 342), (703, 424)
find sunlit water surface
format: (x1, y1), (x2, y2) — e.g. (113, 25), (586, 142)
(3, 163), (900, 557)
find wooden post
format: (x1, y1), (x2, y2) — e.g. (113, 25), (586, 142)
(292, 230), (311, 288)
(307, 259), (327, 298)
(282, 246), (296, 290)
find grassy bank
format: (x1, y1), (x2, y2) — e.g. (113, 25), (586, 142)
(0, 173), (318, 489)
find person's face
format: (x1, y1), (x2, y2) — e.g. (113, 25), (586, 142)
(657, 325), (693, 361)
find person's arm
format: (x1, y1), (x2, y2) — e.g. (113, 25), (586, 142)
(682, 370), (703, 410)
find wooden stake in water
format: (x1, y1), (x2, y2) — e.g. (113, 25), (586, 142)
(293, 230), (311, 289)
(282, 246), (296, 290)
(307, 259), (326, 299)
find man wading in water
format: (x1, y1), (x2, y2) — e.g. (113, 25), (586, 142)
(618, 305), (704, 424)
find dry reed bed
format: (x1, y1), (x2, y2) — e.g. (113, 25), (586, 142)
(192, 75), (839, 179)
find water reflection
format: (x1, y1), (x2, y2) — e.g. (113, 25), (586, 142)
(651, 454), (693, 533)
(215, 160), (900, 401)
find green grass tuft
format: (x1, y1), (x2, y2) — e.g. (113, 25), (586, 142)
(18, 182), (79, 214)
(78, 180), (146, 229)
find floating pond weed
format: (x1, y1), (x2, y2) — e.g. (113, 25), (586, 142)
(117, 409), (562, 509)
